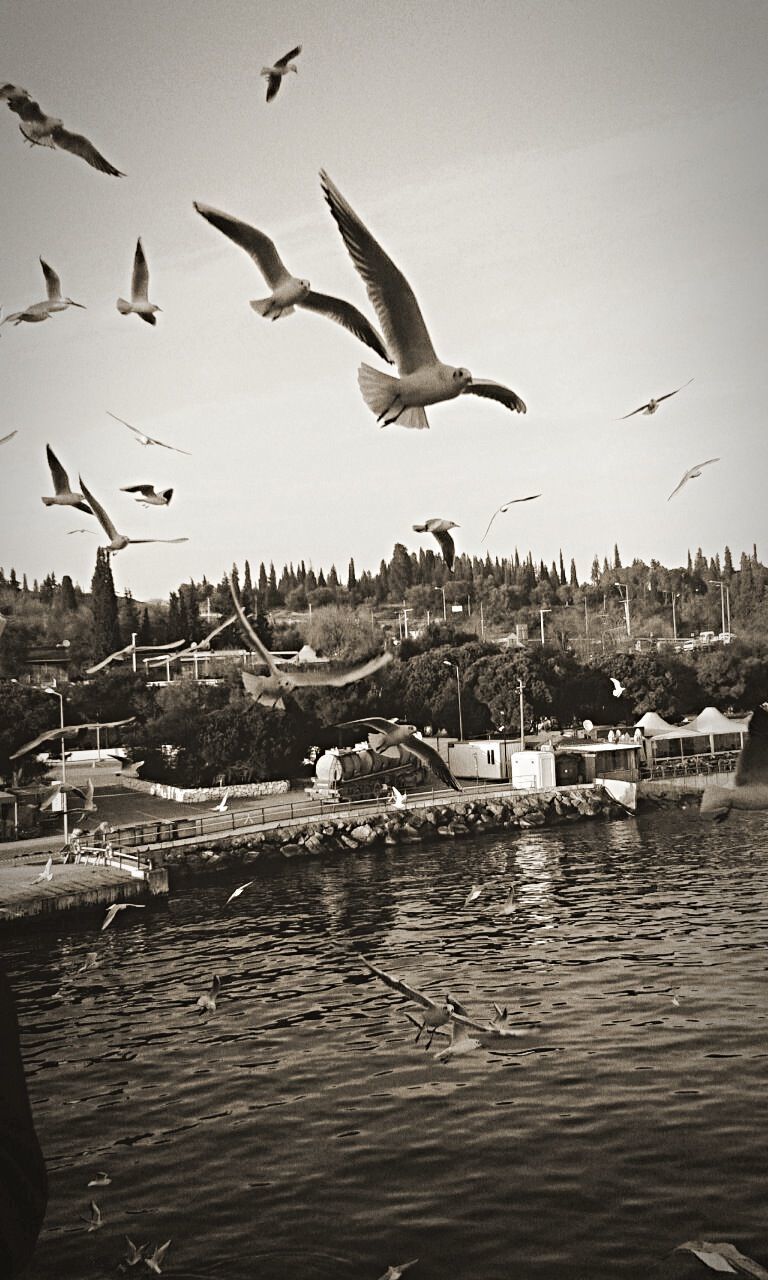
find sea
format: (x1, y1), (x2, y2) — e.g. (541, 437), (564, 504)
(7, 806), (768, 1280)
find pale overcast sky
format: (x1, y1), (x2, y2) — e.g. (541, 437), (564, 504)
(1, 0), (767, 600)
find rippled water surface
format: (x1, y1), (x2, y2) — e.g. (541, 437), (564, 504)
(8, 808), (768, 1280)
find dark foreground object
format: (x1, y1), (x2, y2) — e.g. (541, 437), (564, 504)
(0, 969), (48, 1276)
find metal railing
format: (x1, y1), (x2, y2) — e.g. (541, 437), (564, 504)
(641, 752), (739, 781)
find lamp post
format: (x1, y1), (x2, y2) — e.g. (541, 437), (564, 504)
(539, 607), (551, 644)
(131, 630), (138, 673)
(443, 660), (463, 740)
(434, 586), (447, 621)
(44, 685), (67, 844)
(517, 678), (525, 752)
(708, 580), (730, 637)
(614, 583), (631, 637)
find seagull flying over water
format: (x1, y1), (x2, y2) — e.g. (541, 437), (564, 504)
(79, 476), (189, 554)
(0, 84), (124, 175)
(193, 201), (390, 361)
(101, 902), (146, 931)
(226, 881), (254, 905)
(144, 1240), (172, 1275)
(620, 379), (693, 419)
(122, 1237), (147, 1268)
(700, 703), (768, 821)
(675, 1240), (768, 1276)
(120, 483), (173, 507)
(481, 493), (542, 542)
(412, 518), (458, 570)
(667, 458), (720, 501)
(87, 1172), (111, 1187)
(212, 789), (230, 813)
(463, 883), (486, 907)
(117, 239), (161, 325)
(319, 170), (527, 429)
(261, 45), (302, 102)
(42, 445), (92, 513)
(81, 1200), (103, 1232)
(1, 258), (85, 325)
(334, 716), (461, 791)
(376, 1260), (419, 1280)
(361, 956), (464, 1048)
(106, 411), (191, 455)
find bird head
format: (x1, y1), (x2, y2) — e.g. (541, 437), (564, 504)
(0, 84), (29, 100)
(453, 367), (472, 389)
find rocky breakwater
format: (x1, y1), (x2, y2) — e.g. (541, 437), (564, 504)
(156, 785), (628, 878)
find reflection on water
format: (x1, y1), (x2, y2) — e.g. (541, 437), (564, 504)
(7, 808), (768, 1279)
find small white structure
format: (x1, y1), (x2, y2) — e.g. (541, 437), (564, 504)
(509, 750), (557, 791)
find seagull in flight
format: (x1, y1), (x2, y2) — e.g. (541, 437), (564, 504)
(193, 201), (390, 361)
(334, 716), (461, 791)
(0, 84), (124, 175)
(106, 411), (191, 455)
(391, 786), (407, 809)
(481, 493), (542, 542)
(376, 1260), (419, 1280)
(226, 881), (254, 904)
(0, 430), (18, 445)
(620, 379), (693, 419)
(78, 476), (189, 554)
(261, 45), (302, 102)
(361, 956), (465, 1048)
(144, 1240), (172, 1275)
(31, 856), (53, 884)
(497, 888), (517, 916)
(1, 258), (85, 325)
(319, 170), (527, 429)
(412, 518), (458, 570)
(42, 445), (92, 513)
(609, 676), (626, 697)
(87, 1172), (111, 1187)
(81, 1200), (103, 1232)
(117, 238), (161, 325)
(86, 638), (186, 675)
(101, 902), (146, 931)
(232, 579), (391, 710)
(667, 457), (719, 501)
(122, 1237), (147, 1268)
(675, 1241), (768, 1275)
(212, 789), (230, 813)
(120, 483), (173, 507)
(463, 883), (486, 907)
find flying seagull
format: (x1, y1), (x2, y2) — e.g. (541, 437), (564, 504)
(376, 1260), (419, 1280)
(86, 638), (186, 676)
(620, 379), (693, 419)
(144, 614), (238, 670)
(261, 45), (302, 102)
(412, 517), (458, 570)
(0, 84), (124, 175)
(361, 956), (464, 1048)
(226, 881), (253, 905)
(117, 238), (161, 325)
(481, 493), (542, 542)
(675, 1240), (768, 1276)
(78, 476), (189, 553)
(106, 411), (191, 455)
(120, 484), (173, 506)
(10, 718), (134, 759)
(362, 955), (523, 1048)
(0, 430), (18, 445)
(42, 445), (92, 513)
(81, 1200), (103, 1232)
(700, 703), (768, 821)
(87, 1172), (111, 1187)
(123, 1237), (147, 1268)
(1, 258), (85, 325)
(31, 856), (53, 884)
(319, 170), (527, 428)
(391, 786), (407, 809)
(231, 579), (391, 709)
(334, 716), (461, 791)
(193, 200), (390, 361)
(463, 883), (486, 907)
(610, 676), (625, 697)
(212, 789), (230, 813)
(667, 457), (719, 501)
(144, 1240), (172, 1275)
(101, 902), (146, 931)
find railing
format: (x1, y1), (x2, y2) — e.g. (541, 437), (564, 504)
(68, 843), (153, 875)
(641, 752), (739, 781)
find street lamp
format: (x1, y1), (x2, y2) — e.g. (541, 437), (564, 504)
(44, 685), (68, 844)
(539, 607), (551, 644)
(708, 580), (731, 637)
(517, 677), (525, 752)
(434, 586), (447, 621)
(443, 660), (464, 740)
(614, 583), (631, 637)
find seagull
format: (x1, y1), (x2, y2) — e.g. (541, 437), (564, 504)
(10, 718), (135, 760)
(144, 614), (238, 670)
(226, 880), (254, 905)
(0, 430), (18, 445)
(412, 518), (458, 570)
(81, 1200), (103, 1232)
(106, 411), (191, 455)
(620, 379), (693, 419)
(67, 527), (96, 535)
(196, 975), (220, 1014)
(667, 458), (720, 501)
(87, 1172), (111, 1187)
(144, 1240), (172, 1275)
(193, 201), (390, 361)
(701, 703), (768, 821)
(675, 1241), (768, 1275)
(78, 476), (189, 554)
(319, 170), (527, 429)
(434, 1019), (482, 1062)
(481, 493), (542, 542)
(391, 786), (407, 809)
(1, 258), (85, 325)
(497, 887), (516, 916)
(333, 717), (461, 791)
(41, 445), (92, 513)
(86, 638), (186, 676)
(490, 1003), (511, 1030)
(376, 1261), (419, 1280)
(101, 902), (146, 931)
(0, 84), (124, 175)
(31, 856), (53, 884)
(463, 883), (486, 907)
(261, 45), (302, 102)
(212, 789), (230, 813)
(76, 951), (99, 973)
(361, 956), (461, 1048)
(123, 1237), (147, 1268)
(117, 239), (161, 325)
(232, 579), (391, 709)
(120, 484), (173, 507)
(610, 676), (625, 698)
(336, 716), (418, 750)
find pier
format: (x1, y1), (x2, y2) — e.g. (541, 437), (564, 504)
(0, 846), (168, 926)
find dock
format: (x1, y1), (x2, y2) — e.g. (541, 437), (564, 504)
(0, 848), (168, 926)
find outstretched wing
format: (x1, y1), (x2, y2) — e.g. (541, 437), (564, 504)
(619, 402), (649, 420)
(149, 436), (191, 456)
(193, 202), (289, 287)
(656, 377), (694, 404)
(85, 644), (132, 675)
(49, 122), (124, 175)
(0, 430), (18, 446)
(290, 650), (392, 688)
(78, 477), (120, 541)
(360, 955), (439, 1010)
(46, 444), (72, 494)
(274, 45), (302, 67)
(401, 736), (461, 791)
(299, 291), (392, 363)
(461, 379), (526, 414)
(40, 259), (61, 300)
(131, 239), (150, 301)
(11, 718), (134, 759)
(229, 580), (282, 677)
(120, 484), (155, 497)
(432, 528), (455, 570)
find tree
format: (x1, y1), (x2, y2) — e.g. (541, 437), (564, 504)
(121, 590), (140, 641)
(241, 561), (255, 614)
(90, 549), (121, 661)
(60, 575), (78, 612)
(347, 558), (357, 592)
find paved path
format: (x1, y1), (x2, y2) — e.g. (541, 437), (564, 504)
(0, 863), (139, 922)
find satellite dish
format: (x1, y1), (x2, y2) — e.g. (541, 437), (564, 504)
(583, 719), (594, 732)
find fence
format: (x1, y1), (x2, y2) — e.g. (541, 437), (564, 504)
(641, 752), (739, 782)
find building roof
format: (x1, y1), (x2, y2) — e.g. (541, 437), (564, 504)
(634, 711), (676, 735)
(689, 706), (750, 734)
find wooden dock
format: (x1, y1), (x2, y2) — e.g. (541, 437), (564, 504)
(0, 860), (168, 926)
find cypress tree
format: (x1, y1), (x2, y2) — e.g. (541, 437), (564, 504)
(347, 558), (357, 591)
(570, 558), (579, 589)
(90, 548), (121, 660)
(242, 561), (255, 614)
(60, 574), (77, 612)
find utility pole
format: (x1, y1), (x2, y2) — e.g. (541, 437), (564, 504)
(434, 586), (447, 621)
(517, 678), (525, 752)
(479, 600), (485, 639)
(443, 661), (463, 740)
(614, 583), (631, 637)
(584, 595), (589, 637)
(708, 580), (729, 636)
(44, 686), (68, 845)
(131, 631), (138, 673)
(539, 607), (551, 644)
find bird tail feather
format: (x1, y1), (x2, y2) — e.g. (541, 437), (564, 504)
(116, 298), (133, 314)
(249, 297), (294, 320)
(358, 364), (429, 429)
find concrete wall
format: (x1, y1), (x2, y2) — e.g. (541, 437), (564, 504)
(119, 777), (290, 804)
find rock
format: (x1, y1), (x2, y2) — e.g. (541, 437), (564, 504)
(281, 843), (304, 857)
(304, 834), (325, 854)
(341, 834), (359, 848)
(436, 826), (454, 837)
(350, 824), (376, 844)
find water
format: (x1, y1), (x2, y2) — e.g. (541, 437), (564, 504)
(7, 808), (768, 1280)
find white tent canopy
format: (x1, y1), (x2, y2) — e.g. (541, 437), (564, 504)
(689, 706), (751, 735)
(634, 712), (677, 736)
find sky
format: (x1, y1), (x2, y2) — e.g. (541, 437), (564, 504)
(1, 0), (767, 603)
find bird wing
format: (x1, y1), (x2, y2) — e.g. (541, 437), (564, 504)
(432, 528), (455, 569)
(196, 612), (237, 648)
(656, 378), (694, 404)
(241, 672), (285, 710)
(619, 403), (649, 420)
(360, 954), (439, 1009)
(46, 444), (72, 494)
(735, 705), (768, 788)
(675, 1241), (765, 1276)
(131, 239), (150, 301)
(401, 736), (461, 791)
(461, 379), (526, 414)
(667, 472), (689, 501)
(40, 258), (61, 300)
(106, 411), (143, 437)
(11, 718), (134, 758)
(85, 644), (132, 675)
(48, 122), (124, 175)
(193, 202), (289, 287)
(274, 44), (302, 66)
(319, 170), (437, 375)
(0, 430), (18, 445)
(149, 436), (191, 455)
(78, 477), (120, 540)
(335, 716), (398, 732)
(128, 537), (189, 544)
(610, 677), (621, 692)
(121, 484), (156, 496)
(481, 506), (504, 542)
(265, 73), (283, 102)
(290, 650), (393, 688)
(229, 580), (282, 676)
(299, 291), (392, 363)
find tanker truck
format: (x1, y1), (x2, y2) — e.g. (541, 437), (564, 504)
(307, 743), (425, 802)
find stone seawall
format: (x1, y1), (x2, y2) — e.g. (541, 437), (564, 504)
(151, 785), (630, 876)
(120, 777), (290, 803)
